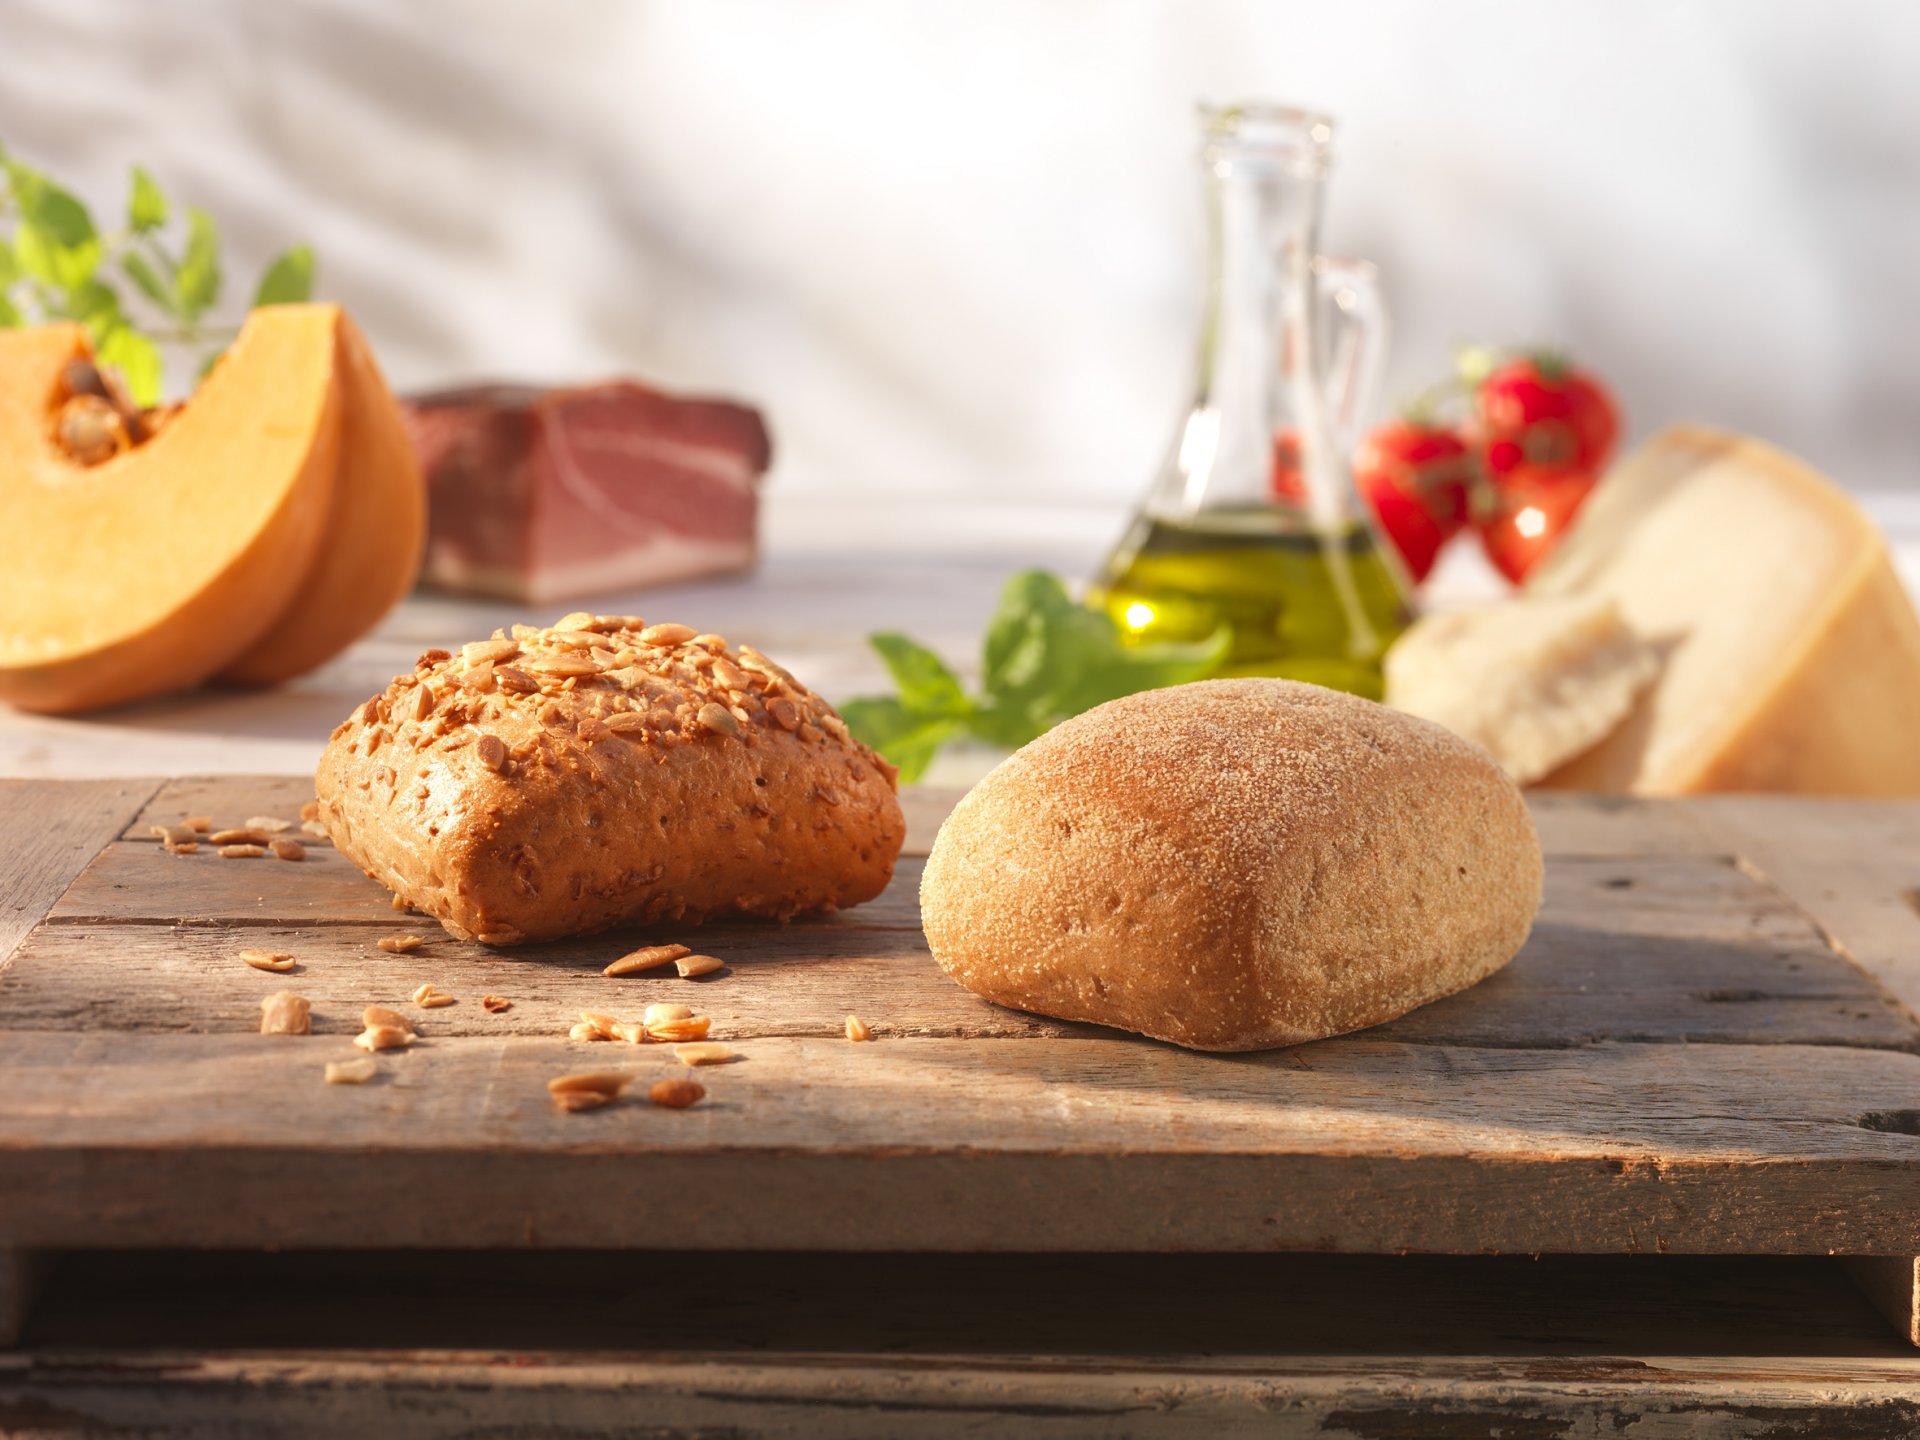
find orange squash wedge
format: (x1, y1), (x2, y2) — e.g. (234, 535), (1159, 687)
(216, 310), (424, 686)
(0, 304), (424, 713)
(0, 306), (344, 714)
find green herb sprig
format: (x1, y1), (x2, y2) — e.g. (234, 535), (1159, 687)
(0, 146), (314, 405)
(840, 570), (1229, 781)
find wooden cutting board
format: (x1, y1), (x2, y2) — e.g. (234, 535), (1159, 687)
(2, 780), (1918, 1305)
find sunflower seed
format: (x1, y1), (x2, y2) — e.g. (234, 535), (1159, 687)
(219, 844), (267, 859)
(354, 1025), (413, 1052)
(246, 815), (294, 834)
(239, 949), (296, 973)
(210, 828), (269, 846)
(845, 1014), (874, 1042)
(270, 838), (306, 861)
(379, 935), (427, 954)
(481, 994), (512, 1014)
(674, 1042), (736, 1066)
(324, 1057), (378, 1085)
(259, 992), (311, 1036)
(362, 1005), (414, 1033)
(648, 1077), (706, 1109)
(604, 943), (690, 977)
(476, 735), (509, 772)
(675, 954), (725, 979)
(639, 623), (696, 647)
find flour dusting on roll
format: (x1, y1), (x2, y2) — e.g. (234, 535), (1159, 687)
(920, 678), (1542, 1052)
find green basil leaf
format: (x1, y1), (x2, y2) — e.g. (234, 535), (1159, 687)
(252, 244), (314, 307)
(128, 166), (169, 233)
(15, 222), (101, 295)
(173, 206), (221, 321)
(5, 159), (95, 247)
(0, 241), (18, 288)
(869, 631), (969, 717)
(981, 569), (1076, 697)
(838, 697), (965, 784)
(94, 325), (163, 407)
(120, 251), (175, 313)
(69, 277), (123, 332)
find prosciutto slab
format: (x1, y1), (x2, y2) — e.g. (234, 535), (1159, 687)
(402, 381), (771, 603)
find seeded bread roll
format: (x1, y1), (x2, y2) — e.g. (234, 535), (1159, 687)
(921, 679), (1542, 1052)
(317, 614), (905, 944)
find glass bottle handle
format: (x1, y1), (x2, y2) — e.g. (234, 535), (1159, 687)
(1314, 256), (1389, 456)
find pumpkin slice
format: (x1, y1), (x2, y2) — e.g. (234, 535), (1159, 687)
(0, 306), (343, 714)
(216, 310), (425, 686)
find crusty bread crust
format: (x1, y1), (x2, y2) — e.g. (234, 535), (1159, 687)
(920, 679), (1542, 1052)
(317, 616), (904, 944)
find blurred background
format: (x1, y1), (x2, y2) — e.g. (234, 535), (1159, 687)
(4, 0), (1916, 532)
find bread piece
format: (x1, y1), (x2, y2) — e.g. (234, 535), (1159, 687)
(1385, 594), (1660, 783)
(317, 615), (904, 944)
(921, 679), (1542, 1052)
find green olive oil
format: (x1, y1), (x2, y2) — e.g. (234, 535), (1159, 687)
(1090, 506), (1410, 699)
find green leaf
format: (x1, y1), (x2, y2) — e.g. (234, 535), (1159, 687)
(128, 165), (168, 233)
(4, 159), (96, 247)
(869, 632), (969, 718)
(173, 205), (221, 321)
(838, 697), (966, 785)
(120, 250), (175, 313)
(251, 243), (314, 307)
(15, 222), (101, 295)
(0, 293), (20, 327)
(94, 325), (163, 407)
(69, 277), (123, 333)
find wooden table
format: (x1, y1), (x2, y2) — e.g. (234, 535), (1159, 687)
(2, 772), (1919, 1436)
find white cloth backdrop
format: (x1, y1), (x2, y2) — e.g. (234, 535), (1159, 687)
(2, 0), (1916, 510)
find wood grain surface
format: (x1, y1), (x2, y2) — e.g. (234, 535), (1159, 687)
(1, 779), (1918, 1262)
(6, 1251), (1920, 1438)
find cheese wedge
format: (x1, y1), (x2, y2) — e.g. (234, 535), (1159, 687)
(1531, 426), (1920, 795)
(1386, 594), (1660, 784)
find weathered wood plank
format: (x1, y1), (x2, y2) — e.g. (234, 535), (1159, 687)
(1526, 788), (1725, 857)
(0, 779), (158, 969)
(1849, 1256), (1920, 1347)
(120, 774), (320, 842)
(6, 1344), (1920, 1438)
(1686, 796), (1920, 1021)
(50, 839), (925, 930)
(2, 1032), (1920, 1252)
(5, 856), (1913, 1052)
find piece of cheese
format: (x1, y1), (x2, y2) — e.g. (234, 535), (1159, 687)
(1386, 595), (1660, 784)
(1529, 426), (1920, 795)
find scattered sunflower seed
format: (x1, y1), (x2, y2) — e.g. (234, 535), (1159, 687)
(391, 894), (413, 913)
(185, 815), (215, 833)
(299, 801), (321, 822)
(476, 734), (509, 772)
(362, 1005), (414, 1034)
(604, 943), (690, 977)
(379, 935), (427, 954)
(639, 623), (697, 647)
(269, 838), (306, 861)
(554, 1089), (616, 1112)
(354, 1025), (414, 1052)
(219, 844), (267, 859)
(675, 954), (725, 979)
(845, 1014), (874, 1042)
(325, 1057), (378, 1085)
(259, 992), (311, 1036)
(648, 1077), (706, 1109)
(547, 1070), (632, 1097)
(246, 815), (294, 834)
(239, 949), (296, 974)
(648, 1015), (712, 1043)
(412, 983), (456, 1008)
(210, 828), (269, 846)
(569, 1022), (607, 1042)
(481, 994), (512, 1014)
(674, 1042), (736, 1066)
